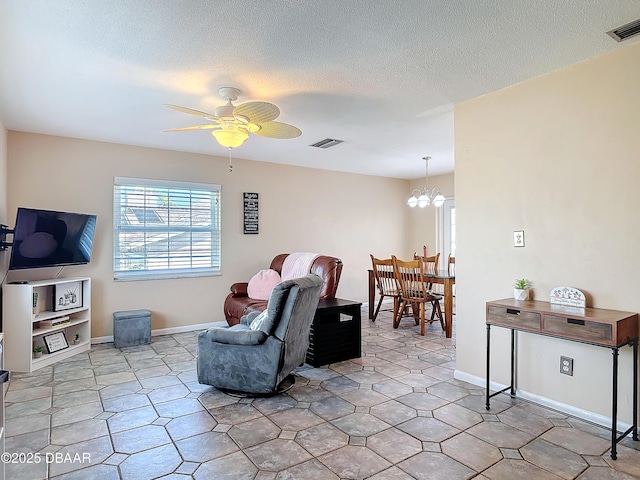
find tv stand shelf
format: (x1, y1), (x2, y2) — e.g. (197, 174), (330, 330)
(32, 317), (88, 336)
(33, 306), (86, 322)
(2, 277), (91, 372)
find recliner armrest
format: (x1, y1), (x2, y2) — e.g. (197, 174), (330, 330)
(240, 311), (261, 326)
(202, 324), (267, 345)
(230, 282), (249, 296)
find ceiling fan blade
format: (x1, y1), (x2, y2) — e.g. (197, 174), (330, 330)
(233, 101), (280, 124)
(162, 125), (218, 132)
(253, 121), (302, 139)
(164, 104), (219, 121)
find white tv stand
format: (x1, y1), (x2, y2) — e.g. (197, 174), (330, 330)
(2, 277), (91, 372)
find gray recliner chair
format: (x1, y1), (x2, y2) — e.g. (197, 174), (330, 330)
(197, 274), (322, 394)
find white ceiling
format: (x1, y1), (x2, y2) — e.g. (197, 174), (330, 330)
(0, 1), (638, 179)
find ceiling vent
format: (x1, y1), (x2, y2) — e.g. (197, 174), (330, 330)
(310, 138), (344, 149)
(607, 18), (640, 42)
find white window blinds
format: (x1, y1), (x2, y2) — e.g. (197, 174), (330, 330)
(113, 177), (221, 281)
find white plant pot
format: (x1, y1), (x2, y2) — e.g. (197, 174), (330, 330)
(514, 288), (530, 301)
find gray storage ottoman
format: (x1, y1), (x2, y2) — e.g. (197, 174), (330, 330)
(113, 309), (151, 348)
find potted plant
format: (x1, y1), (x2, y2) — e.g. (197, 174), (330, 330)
(33, 345), (43, 358)
(73, 333), (81, 345)
(514, 278), (531, 301)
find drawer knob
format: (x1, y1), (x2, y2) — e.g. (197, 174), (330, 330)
(567, 318), (585, 326)
(506, 309), (520, 315)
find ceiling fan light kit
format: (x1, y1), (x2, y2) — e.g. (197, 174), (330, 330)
(212, 128), (248, 149)
(407, 156), (445, 208)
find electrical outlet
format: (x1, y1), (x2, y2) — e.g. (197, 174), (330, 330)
(560, 356), (574, 376)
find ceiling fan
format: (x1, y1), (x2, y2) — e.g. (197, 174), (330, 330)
(163, 87), (302, 151)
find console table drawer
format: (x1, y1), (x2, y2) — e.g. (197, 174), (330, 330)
(543, 314), (612, 345)
(487, 305), (541, 330)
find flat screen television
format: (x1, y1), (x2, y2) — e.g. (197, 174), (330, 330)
(9, 207), (97, 270)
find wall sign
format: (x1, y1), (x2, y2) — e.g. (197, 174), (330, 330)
(550, 286), (586, 308)
(243, 192), (259, 234)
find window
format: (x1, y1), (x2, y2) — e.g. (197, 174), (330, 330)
(113, 177), (221, 281)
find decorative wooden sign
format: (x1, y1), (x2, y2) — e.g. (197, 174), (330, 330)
(243, 192), (259, 234)
(550, 286), (586, 308)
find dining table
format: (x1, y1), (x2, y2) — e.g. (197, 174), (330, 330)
(368, 268), (456, 338)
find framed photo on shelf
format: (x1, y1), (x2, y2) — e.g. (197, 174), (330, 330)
(54, 281), (82, 311)
(43, 331), (69, 354)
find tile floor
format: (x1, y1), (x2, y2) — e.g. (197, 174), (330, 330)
(4, 306), (640, 479)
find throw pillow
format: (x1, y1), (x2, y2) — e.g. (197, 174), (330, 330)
(249, 310), (269, 331)
(247, 269), (281, 300)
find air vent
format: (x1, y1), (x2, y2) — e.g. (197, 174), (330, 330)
(607, 18), (640, 42)
(310, 138), (344, 149)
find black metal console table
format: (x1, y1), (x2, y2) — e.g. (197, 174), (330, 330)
(485, 298), (638, 460)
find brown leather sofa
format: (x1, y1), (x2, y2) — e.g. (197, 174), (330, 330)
(224, 253), (343, 325)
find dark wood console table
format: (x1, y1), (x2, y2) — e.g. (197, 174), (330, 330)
(306, 298), (362, 367)
(485, 298), (638, 460)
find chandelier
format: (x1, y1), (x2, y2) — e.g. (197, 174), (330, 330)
(407, 156), (446, 208)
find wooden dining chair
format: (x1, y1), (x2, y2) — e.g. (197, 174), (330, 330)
(392, 256), (445, 335)
(370, 255), (402, 323)
(414, 254), (445, 317)
(414, 253), (441, 290)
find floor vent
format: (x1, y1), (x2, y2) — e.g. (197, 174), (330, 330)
(607, 18), (640, 42)
(310, 138), (344, 149)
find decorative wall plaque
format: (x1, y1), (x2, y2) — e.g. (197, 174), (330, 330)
(243, 192), (259, 234)
(550, 286), (586, 308)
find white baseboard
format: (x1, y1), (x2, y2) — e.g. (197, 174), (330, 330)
(90, 335), (112, 344)
(454, 369), (633, 435)
(91, 322), (213, 344)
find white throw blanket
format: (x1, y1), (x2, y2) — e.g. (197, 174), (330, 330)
(281, 252), (321, 280)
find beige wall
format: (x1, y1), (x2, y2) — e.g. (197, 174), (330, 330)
(0, 120), (6, 222)
(408, 172), (454, 262)
(7, 133), (409, 337)
(455, 42), (640, 424)
(0, 121), (7, 277)
(0, 122), (7, 220)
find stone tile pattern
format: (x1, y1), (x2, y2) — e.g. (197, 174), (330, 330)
(4, 306), (640, 479)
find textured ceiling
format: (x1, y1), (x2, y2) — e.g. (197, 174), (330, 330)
(0, 1), (639, 179)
